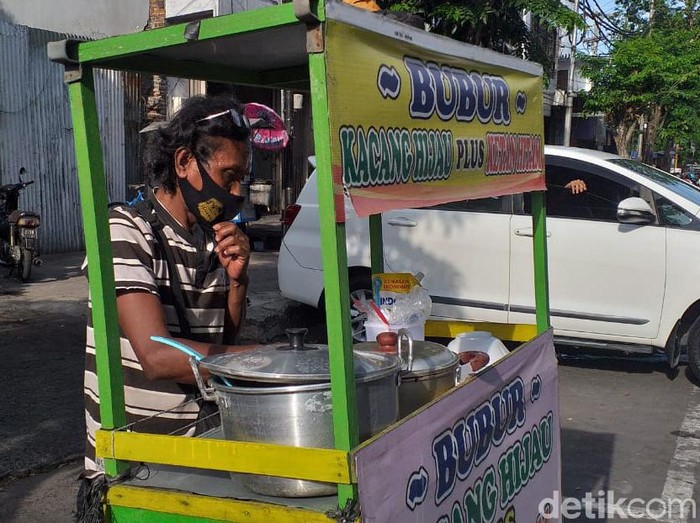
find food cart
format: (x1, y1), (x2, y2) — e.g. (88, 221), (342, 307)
(49, 0), (557, 520)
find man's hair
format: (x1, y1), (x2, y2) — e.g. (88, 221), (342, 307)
(143, 95), (251, 193)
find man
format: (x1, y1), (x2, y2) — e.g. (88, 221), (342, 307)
(78, 95), (257, 520)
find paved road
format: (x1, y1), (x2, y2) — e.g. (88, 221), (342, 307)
(0, 252), (87, 522)
(0, 244), (316, 522)
(557, 353), (700, 521)
(0, 249), (299, 481)
(0, 252), (86, 479)
(1, 250), (699, 521)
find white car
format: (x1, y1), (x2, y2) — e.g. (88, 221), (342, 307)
(278, 147), (700, 379)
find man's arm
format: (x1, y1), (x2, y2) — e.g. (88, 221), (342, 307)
(224, 274), (247, 343)
(117, 290), (256, 384)
(212, 221), (250, 343)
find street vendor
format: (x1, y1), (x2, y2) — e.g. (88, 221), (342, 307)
(77, 95), (259, 520)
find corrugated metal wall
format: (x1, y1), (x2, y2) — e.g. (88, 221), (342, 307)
(0, 21), (127, 253)
(97, 69), (127, 211)
(123, 72), (144, 202)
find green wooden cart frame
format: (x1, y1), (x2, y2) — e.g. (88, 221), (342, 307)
(49, 1), (551, 520)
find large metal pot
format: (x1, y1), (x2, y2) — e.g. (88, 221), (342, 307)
(355, 329), (459, 418)
(192, 328), (401, 498)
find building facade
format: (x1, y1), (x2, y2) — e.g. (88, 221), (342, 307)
(0, 0), (147, 253)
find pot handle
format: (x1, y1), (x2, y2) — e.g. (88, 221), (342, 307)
(150, 335), (220, 400)
(188, 356), (217, 402)
(397, 328), (414, 372)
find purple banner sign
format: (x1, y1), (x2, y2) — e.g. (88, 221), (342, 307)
(354, 330), (560, 523)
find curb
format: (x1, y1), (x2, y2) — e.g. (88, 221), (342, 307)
(0, 455), (83, 488)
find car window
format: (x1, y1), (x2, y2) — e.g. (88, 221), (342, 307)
(523, 160), (641, 222)
(423, 195), (512, 214)
(654, 194), (700, 229)
(609, 159), (700, 207)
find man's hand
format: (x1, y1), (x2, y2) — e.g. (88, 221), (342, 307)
(213, 221), (250, 285)
(565, 179), (587, 194)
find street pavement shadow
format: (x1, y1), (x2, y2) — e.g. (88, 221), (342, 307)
(0, 460), (82, 522)
(560, 428), (615, 521)
(0, 306), (86, 482)
(555, 346), (700, 386)
(0, 251), (84, 299)
(555, 347), (670, 376)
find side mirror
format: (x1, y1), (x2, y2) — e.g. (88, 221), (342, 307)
(617, 197), (656, 225)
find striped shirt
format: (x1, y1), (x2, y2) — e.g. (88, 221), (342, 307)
(83, 199), (229, 475)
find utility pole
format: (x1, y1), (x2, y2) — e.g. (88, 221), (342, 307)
(563, 0), (580, 147)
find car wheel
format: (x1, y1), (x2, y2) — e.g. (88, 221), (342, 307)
(319, 272), (373, 342)
(348, 273), (372, 342)
(686, 317), (700, 380)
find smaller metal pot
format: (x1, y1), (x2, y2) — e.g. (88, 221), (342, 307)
(397, 329), (460, 417)
(355, 329), (459, 417)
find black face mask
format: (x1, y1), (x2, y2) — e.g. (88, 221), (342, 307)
(179, 157), (245, 230)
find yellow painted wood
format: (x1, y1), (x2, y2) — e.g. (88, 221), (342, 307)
(425, 320), (537, 342)
(95, 431), (351, 484)
(107, 485), (332, 522)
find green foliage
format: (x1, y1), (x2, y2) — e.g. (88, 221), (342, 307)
(612, 0), (685, 34)
(377, 0), (700, 163)
(579, 1), (700, 158)
(378, 0), (584, 76)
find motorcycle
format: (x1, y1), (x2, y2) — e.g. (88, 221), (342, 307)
(0, 168), (42, 281)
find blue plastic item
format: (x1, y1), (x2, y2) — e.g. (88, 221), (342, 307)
(151, 335), (204, 360)
(126, 188), (145, 207)
(150, 335), (234, 387)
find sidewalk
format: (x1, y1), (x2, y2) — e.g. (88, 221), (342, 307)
(0, 215), (321, 522)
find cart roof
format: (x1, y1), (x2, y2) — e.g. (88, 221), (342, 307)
(51, 0), (541, 90)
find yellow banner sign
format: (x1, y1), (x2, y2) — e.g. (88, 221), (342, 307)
(325, 21), (546, 220)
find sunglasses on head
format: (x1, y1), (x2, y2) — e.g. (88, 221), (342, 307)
(195, 108), (250, 130)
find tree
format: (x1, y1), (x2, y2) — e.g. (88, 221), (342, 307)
(652, 3), (700, 167)
(378, 0), (584, 78)
(579, 3), (700, 160)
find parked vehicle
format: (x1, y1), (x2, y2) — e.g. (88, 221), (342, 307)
(0, 168), (41, 280)
(685, 164), (700, 186)
(278, 146), (700, 379)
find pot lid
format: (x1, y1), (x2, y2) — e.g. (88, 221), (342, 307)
(200, 328), (401, 384)
(354, 339), (458, 378)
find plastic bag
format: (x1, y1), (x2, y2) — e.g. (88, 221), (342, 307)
(366, 272), (432, 325)
(383, 284), (432, 324)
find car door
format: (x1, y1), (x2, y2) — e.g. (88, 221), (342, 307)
(509, 156), (666, 340)
(382, 196), (512, 323)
